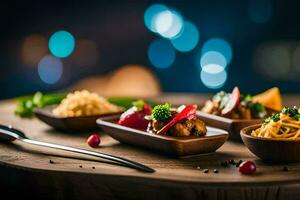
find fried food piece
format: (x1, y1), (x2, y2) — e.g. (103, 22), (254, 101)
(169, 118), (207, 137)
(202, 100), (219, 114)
(152, 120), (165, 132)
(237, 105), (252, 119)
(193, 119), (207, 136)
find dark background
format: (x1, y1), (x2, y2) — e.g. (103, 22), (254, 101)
(0, 0), (299, 99)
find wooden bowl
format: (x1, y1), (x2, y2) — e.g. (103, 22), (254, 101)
(96, 114), (228, 157)
(34, 106), (122, 132)
(196, 111), (262, 141)
(241, 124), (300, 162)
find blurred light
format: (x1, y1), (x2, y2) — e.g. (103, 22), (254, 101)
(71, 39), (99, 67)
(38, 55), (63, 84)
(202, 38), (232, 64)
(106, 65), (161, 97)
(49, 30), (75, 58)
(202, 64), (224, 74)
(171, 21), (199, 52)
(144, 4), (168, 32)
(200, 68), (227, 89)
(254, 43), (290, 78)
(154, 10), (183, 39)
(21, 34), (48, 66)
(148, 39), (176, 69)
(248, 0), (272, 24)
(200, 51), (227, 68)
(154, 10), (173, 34)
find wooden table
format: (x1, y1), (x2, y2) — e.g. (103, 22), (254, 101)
(1, 95), (300, 200)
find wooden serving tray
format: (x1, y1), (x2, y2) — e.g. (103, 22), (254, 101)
(96, 115), (228, 156)
(196, 111), (262, 141)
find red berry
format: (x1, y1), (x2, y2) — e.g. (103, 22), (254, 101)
(87, 134), (101, 148)
(239, 160), (256, 175)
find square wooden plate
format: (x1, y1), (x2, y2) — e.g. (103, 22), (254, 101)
(96, 114), (228, 157)
(34, 106), (122, 132)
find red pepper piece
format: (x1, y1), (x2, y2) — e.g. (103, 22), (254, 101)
(157, 104), (197, 135)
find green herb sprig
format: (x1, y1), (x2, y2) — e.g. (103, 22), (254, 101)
(282, 106), (300, 120)
(264, 113), (280, 124)
(15, 92), (66, 118)
(264, 106), (300, 124)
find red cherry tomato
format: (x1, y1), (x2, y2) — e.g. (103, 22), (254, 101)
(239, 160), (256, 174)
(87, 134), (101, 148)
(221, 86), (241, 115)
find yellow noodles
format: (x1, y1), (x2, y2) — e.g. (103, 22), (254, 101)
(251, 113), (300, 140)
(53, 90), (123, 117)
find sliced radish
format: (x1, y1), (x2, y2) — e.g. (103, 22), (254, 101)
(221, 87), (240, 115)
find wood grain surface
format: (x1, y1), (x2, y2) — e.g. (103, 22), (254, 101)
(0, 95), (300, 200)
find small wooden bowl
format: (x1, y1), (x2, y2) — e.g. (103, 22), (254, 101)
(196, 111), (262, 141)
(97, 114), (228, 157)
(34, 106), (122, 132)
(241, 124), (300, 163)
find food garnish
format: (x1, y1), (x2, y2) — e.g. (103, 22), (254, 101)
(15, 92), (66, 117)
(202, 87), (276, 119)
(118, 100), (152, 129)
(53, 90), (123, 117)
(147, 104), (207, 137)
(252, 106), (300, 140)
(151, 103), (172, 122)
(239, 160), (256, 175)
(87, 134), (101, 148)
(156, 104), (198, 135)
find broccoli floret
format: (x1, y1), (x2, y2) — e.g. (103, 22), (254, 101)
(152, 103), (172, 122)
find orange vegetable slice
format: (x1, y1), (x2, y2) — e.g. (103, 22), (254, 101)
(252, 87), (282, 111)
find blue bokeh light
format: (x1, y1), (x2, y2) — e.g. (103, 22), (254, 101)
(148, 39), (176, 69)
(144, 4), (168, 32)
(49, 30), (75, 58)
(202, 64), (224, 74)
(248, 0), (272, 24)
(38, 55), (63, 84)
(171, 21), (199, 52)
(154, 10), (183, 39)
(202, 38), (232, 64)
(200, 68), (227, 89)
(200, 51), (227, 68)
